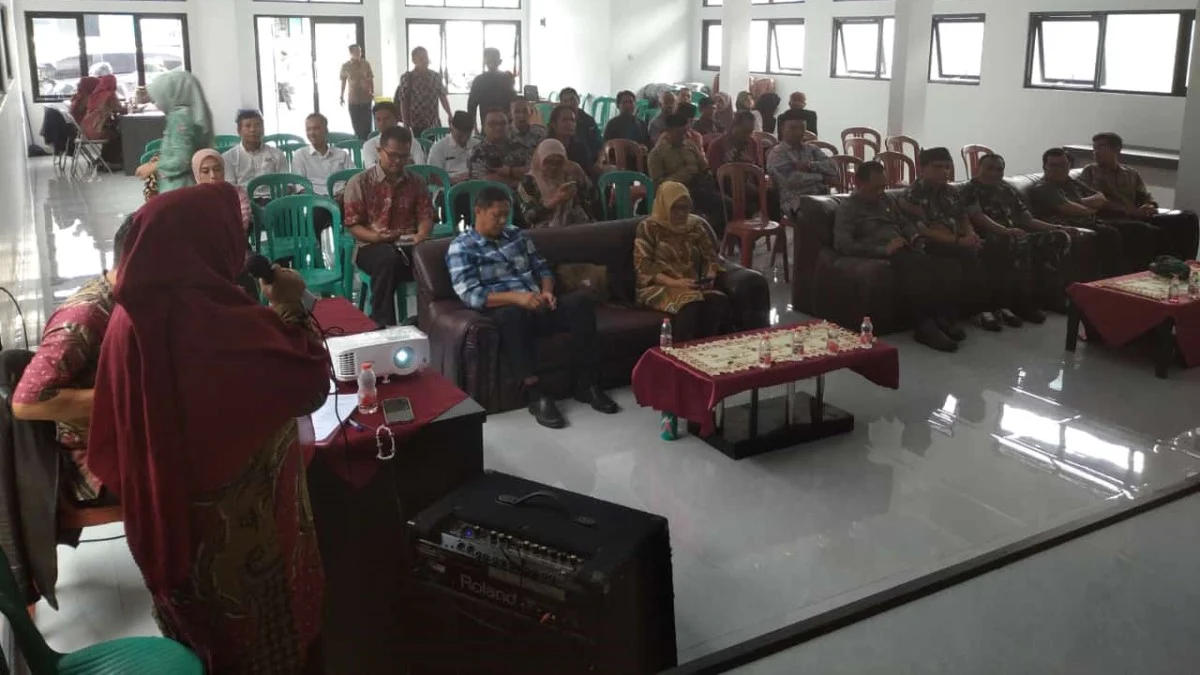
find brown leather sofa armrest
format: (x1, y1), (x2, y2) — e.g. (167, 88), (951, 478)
(423, 299), (500, 409)
(717, 264), (771, 330)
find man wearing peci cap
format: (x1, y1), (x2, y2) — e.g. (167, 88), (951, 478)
(648, 113), (726, 236)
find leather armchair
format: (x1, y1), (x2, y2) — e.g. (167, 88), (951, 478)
(414, 218), (771, 413)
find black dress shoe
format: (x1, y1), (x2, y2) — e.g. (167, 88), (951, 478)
(975, 312), (1003, 332)
(915, 319), (958, 353)
(575, 385), (619, 414)
(997, 308), (1024, 328)
(529, 395), (566, 429)
(1015, 305), (1047, 324)
(935, 317), (967, 342)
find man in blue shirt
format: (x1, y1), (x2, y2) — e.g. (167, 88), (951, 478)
(446, 186), (619, 429)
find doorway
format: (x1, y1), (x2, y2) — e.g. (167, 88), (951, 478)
(255, 16), (365, 134)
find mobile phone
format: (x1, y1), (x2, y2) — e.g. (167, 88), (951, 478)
(382, 397), (415, 425)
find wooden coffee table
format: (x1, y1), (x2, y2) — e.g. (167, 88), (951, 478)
(631, 322), (900, 459)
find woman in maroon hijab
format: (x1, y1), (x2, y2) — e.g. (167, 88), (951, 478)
(89, 183), (330, 673)
(68, 77), (99, 125)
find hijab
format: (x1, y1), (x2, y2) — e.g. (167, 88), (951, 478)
(88, 183), (329, 594)
(191, 149), (253, 231)
(530, 138), (585, 198)
(70, 77), (99, 122)
(712, 92), (734, 132)
(86, 75), (118, 114)
(646, 180), (697, 234)
(147, 71), (215, 150)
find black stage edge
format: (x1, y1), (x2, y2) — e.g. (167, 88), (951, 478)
(662, 471), (1200, 675)
(687, 392), (854, 460)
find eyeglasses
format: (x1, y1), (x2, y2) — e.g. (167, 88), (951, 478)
(378, 148), (412, 164)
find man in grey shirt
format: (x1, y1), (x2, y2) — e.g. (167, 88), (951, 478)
(647, 90), (677, 146)
(833, 161), (964, 352)
(767, 110), (838, 219)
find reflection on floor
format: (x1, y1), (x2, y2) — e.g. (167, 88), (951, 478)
(23, 166), (1200, 668)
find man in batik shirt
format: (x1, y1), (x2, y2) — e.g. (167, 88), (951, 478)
(13, 219), (131, 504)
(469, 108), (532, 189)
(394, 46), (452, 138)
(961, 153), (1071, 319)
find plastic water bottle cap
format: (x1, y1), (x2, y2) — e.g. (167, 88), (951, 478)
(361, 362), (374, 370)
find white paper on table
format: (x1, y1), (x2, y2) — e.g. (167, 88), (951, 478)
(310, 394), (361, 442)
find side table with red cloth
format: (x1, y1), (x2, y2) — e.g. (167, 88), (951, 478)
(1066, 269), (1200, 378)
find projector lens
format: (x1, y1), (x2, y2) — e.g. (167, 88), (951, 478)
(393, 347), (413, 369)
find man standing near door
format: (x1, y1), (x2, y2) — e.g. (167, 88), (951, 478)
(395, 46), (452, 139)
(467, 47), (515, 131)
(340, 44), (375, 140)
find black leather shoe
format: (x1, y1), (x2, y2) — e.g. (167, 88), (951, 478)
(528, 395), (566, 429)
(935, 317), (967, 342)
(997, 308), (1024, 328)
(575, 385), (619, 414)
(915, 319), (958, 353)
(975, 312), (1003, 332)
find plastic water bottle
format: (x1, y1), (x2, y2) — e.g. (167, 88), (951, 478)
(357, 362), (378, 415)
(660, 318), (673, 348)
(758, 334), (773, 368)
(1189, 271), (1199, 300)
(1168, 278), (1182, 304)
(791, 329), (805, 357)
(860, 316), (875, 345)
(660, 413), (678, 441)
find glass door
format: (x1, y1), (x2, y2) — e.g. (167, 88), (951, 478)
(255, 16), (364, 134)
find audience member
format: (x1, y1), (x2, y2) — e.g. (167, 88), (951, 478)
(692, 98), (720, 135)
(548, 105), (606, 179)
(706, 111), (761, 172)
(88, 183), (329, 673)
(633, 181), (729, 342)
(363, 102), (426, 168)
(767, 110), (838, 220)
(898, 148), (993, 330)
(712, 93), (734, 133)
(755, 92), (782, 135)
(192, 150), (251, 232)
(12, 218), (130, 505)
(69, 77), (98, 126)
(81, 74), (126, 166)
(340, 44), (375, 139)
(788, 91), (817, 136)
(1081, 131), (1199, 260)
(470, 108), (531, 189)
(603, 90), (650, 146)
(428, 111), (480, 185)
(676, 103), (705, 149)
(344, 126), (434, 327)
(468, 48), (516, 129)
(508, 96), (547, 153)
(834, 161), (962, 352)
(648, 90), (678, 145)
(394, 46), (452, 138)
(292, 112), (355, 196)
(961, 153), (1069, 317)
(519, 139), (594, 228)
(735, 91), (764, 132)
(445, 186), (619, 429)
(1029, 147), (1155, 276)
(677, 88), (693, 106)
(648, 113), (726, 235)
(138, 71), (214, 194)
(559, 87), (602, 157)
(222, 110), (287, 193)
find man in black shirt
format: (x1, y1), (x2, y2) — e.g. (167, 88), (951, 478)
(558, 87), (602, 161)
(467, 48), (515, 130)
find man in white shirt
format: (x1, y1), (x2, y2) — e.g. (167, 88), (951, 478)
(292, 113), (354, 196)
(222, 110), (287, 196)
(427, 111), (479, 185)
(363, 102), (426, 169)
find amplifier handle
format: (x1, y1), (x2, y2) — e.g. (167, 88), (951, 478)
(497, 491), (597, 528)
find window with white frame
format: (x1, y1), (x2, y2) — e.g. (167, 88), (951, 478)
(406, 0), (520, 7)
(702, 19), (805, 75)
(406, 19), (521, 94)
(702, 0), (802, 5)
(1027, 11), (1195, 95)
(831, 16), (894, 80)
(930, 14), (984, 84)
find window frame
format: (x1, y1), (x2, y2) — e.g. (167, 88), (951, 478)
(830, 16), (892, 80)
(702, 0), (802, 5)
(701, 19), (805, 75)
(404, 18), (522, 95)
(1024, 10), (1196, 97)
(403, 0), (521, 8)
(25, 10), (192, 104)
(929, 13), (984, 85)
(701, 19), (721, 71)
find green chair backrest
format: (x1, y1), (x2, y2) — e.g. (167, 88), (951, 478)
(139, 149), (157, 165)
(327, 131), (358, 144)
(214, 135), (240, 153)
(637, 106), (658, 123)
(421, 127), (451, 144)
(327, 168), (362, 199)
(368, 130), (381, 140)
(333, 138), (364, 168)
(597, 170), (654, 220)
(0, 545), (64, 671)
(264, 133), (305, 148)
(417, 137), (434, 156)
(547, 90), (559, 103)
(590, 97), (618, 127)
(534, 102), (555, 125)
(446, 180), (515, 228)
(262, 194), (339, 273)
(143, 138), (163, 156)
(405, 165), (453, 230)
(247, 172), (313, 202)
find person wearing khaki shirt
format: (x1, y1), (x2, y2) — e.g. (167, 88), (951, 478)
(647, 113), (726, 235)
(340, 44), (375, 140)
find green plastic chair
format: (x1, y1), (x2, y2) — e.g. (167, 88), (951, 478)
(590, 96), (618, 127)
(327, 131), (358, 144)
(143, 138), (162, 156)
(264, 133), (305, 147)
(333, 138), (364, 168)
(139, 150), (157, 165)
(420, 127), (451, 145)
(213, 134), (240, 153)
(417, 137), (433, 156)
(446, 180), (515, 229)
(597, 171), (654, 220)
(247, 172), (313, 203)
(368, 130), (380, 140)
(0, 547), (204, 675)
(405, 165), (454, 234)
(547, 90), (559, 103)
(326, 168), (362, 200)
(262, 195), (352, 299)
(534, 102), (555, 126)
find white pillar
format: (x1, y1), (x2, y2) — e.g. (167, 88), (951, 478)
(720, 0), (750, 97)
(886, 0), (933, 140)
(1175, 0), (1200, 210)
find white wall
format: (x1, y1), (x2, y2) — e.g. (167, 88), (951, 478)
(529, 0), (611, 97)
(610, 0), (692, 92)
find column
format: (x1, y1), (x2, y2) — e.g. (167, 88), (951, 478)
(886, 0), (933, 139)
(1174, 0), (1200, 210)
(720, 0), (750, 97)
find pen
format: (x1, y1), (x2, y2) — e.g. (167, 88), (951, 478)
(344, 417), (368, 432)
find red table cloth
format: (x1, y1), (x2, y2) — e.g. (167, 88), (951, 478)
(309, 298), (469, 488)
(1068, 271), (1200, 367)
(631, 324), (901, 437)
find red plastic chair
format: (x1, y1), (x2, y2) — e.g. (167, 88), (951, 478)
(803, 130), (818, 142)
(715, 162), (788, 281)
(961, 144), (995, 180)
(843, 137), (880, 161)
(701, 133), (723, 151)
(752, 131), (780, 157)
(877, 151), (916, 188)
(841, 126), (882, 151)
(829, 155), (863, 194)
(806, 140), (840, 157)
(885, 134), (921, 164)
(603, 139), (648, 174)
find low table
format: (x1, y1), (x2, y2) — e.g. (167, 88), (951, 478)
(1066, 266), (1200, 378)
(631, 321), (900, 459)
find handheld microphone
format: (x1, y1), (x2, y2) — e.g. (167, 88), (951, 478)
(245, 254), (319, 312)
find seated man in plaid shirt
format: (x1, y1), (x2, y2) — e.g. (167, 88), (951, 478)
(445, 186), (619, 429)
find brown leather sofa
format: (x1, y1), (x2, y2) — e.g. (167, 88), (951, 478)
(413, 218), (771, 413)
(791, 170), (1100, 334)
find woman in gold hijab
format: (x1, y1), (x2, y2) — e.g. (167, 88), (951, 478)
(633, 181), (729, 341)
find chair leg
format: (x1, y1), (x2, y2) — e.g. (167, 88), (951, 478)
(740, 233), (754, 268)
(779, 230), (790, 283)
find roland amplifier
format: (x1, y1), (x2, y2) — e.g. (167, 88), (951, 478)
(403, 471), (677, 675)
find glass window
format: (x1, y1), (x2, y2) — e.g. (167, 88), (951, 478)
(406, 0), (521, 7)
(832, 17), (893, 80)
(702, 20), (804, 75)
(702, 21), (722, 70)
(407, 19), (521, 94)
(703, 0), (802, 5)
(1103, 13), (1180, 93)
(930, 14), (984, 84)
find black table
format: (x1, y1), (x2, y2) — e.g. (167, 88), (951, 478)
(119, 111), (165, 175)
